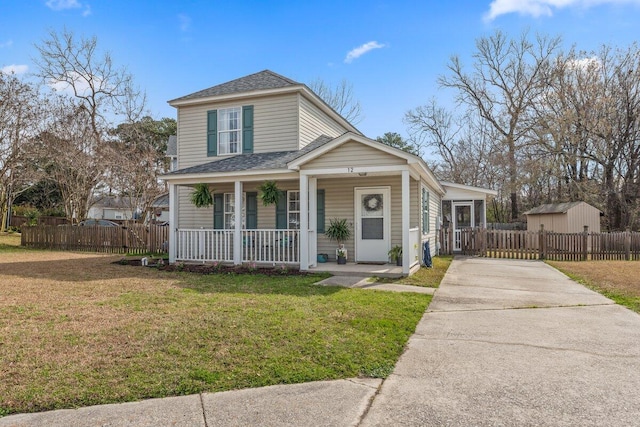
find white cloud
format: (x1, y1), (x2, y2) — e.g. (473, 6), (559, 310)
(48, 71), (100, 96)
(178, 13), (191, 32)
(1, 64), (28, 75)
(46, 0), (91, 16)
(0, 39), (13, 48)
(484, 0), (640, 21)
(344, 41), (386, 64)
(45, 0), (81, 10)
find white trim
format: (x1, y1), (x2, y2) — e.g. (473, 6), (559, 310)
(299, 175), (309, 270)
(161, 170), (295, 184)
(233, 181), (243, 265)
(217, 107), (242, 155)
(308, 177), (317, 268)
(441, 181), (498, 196)
(402, 170), (410, 275)
(168, 183), (178, 263)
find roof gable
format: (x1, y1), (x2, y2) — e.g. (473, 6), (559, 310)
(169, 70), (300, 104)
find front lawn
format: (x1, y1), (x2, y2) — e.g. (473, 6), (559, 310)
(373, 256), (453, 287)
(548, 260), (640, 313)
(0, 242), (431, 415)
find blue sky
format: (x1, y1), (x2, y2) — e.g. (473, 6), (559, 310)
(2, 0), (640, 142)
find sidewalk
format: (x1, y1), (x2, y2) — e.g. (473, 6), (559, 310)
(3, 257), (640, 426)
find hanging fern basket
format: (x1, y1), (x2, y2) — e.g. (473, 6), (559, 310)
(190, 183), (214, 208)
(258, 180), (282, 206)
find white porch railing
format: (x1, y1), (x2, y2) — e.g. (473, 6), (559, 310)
(409, 227), (420, 267)
(176, 229), (300, 264)
(242, 229), (300, 264)
(176, 229), (234, 262)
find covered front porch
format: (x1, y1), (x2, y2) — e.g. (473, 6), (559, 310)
(164, 133), (445, 276)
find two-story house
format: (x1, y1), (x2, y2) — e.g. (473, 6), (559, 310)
(162, 70), (493, 275)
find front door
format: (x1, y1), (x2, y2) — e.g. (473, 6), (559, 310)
(355, 187), (390, 263)
(453, 202), (473, 251)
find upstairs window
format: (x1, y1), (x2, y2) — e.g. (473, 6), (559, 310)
(218, 107), (242, 155)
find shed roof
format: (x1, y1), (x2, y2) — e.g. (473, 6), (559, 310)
(169, 70), (300, 103)
(524, 201), (592, 215)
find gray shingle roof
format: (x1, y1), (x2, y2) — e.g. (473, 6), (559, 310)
(170, 70), (301, 103)
(524, 201), (584, 215)
(165, 135), (335, 176)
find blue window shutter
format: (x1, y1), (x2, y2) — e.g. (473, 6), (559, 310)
(317, 189), (325, 233)
(207, 110), (217, 157)
(246, 192), (258, 229)
(422, 188), (430, 233)
(213, 194), (224, 229)
(275, 192), (287, 229)
(242, 105), (254, 154)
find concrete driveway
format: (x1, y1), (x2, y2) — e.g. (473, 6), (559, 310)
(361, 257), (640, 426)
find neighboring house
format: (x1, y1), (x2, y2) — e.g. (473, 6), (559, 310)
(161, 70), (492, 275)
(166, 135), (178, 172)
(149, 193), (170, 223)
(87, 196), (137, 221)
(524, 201), (601, 233)
(441, 182), (498, 252)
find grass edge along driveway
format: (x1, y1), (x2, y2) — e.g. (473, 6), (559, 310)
(0, 245), (447, 416)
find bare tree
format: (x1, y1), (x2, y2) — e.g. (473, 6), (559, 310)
(33, 29), (145, 222)
(0, 73), (42, 230)
(309, 78), (363, 124)
(439, 30), (561, 220)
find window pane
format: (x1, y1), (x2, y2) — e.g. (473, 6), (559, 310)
(362, 218), (383, 239)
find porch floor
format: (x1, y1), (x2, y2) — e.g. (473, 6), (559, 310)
(308, 262), (413, 278)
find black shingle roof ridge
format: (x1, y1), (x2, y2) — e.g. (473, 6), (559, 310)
(170, 70), (301, 102)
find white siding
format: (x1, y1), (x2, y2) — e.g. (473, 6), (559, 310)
(298, 95), (348, 148)
(301, 141), (406, 170)
(177, 93), (300, 169)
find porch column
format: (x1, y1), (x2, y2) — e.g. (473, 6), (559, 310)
(402, 170), (410, 275)
(168, 182), (178, 263)
(234, 180), (243, 265)
(308, 177), (317, 268)
(299, 174), (309, 270)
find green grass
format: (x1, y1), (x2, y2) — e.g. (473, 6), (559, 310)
(373, 256), (453, 287)
(0, 253), (431, 415)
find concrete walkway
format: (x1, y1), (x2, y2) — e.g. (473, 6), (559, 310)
(360, 257), (640, 426)
(3, 257), (640, 426)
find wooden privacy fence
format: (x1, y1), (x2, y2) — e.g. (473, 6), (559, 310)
(440, 226), (640, 261)
(21, 224), (169, 254)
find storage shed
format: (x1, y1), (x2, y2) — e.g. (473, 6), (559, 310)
(524, 201), (601, 233)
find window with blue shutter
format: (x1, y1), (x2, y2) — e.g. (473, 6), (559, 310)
(242, 105), (254, 154)
(246, 192), (257, 229)
(213, 193), (224, 229)
(422, 187), (430, 233)
(275, 192), (287, 229)
(207, 105), (253, 156)
(317, 189), (325, 233)
(207, 110), (217, 157)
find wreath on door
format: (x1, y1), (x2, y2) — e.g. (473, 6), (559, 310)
(363, 194), (383, 212)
